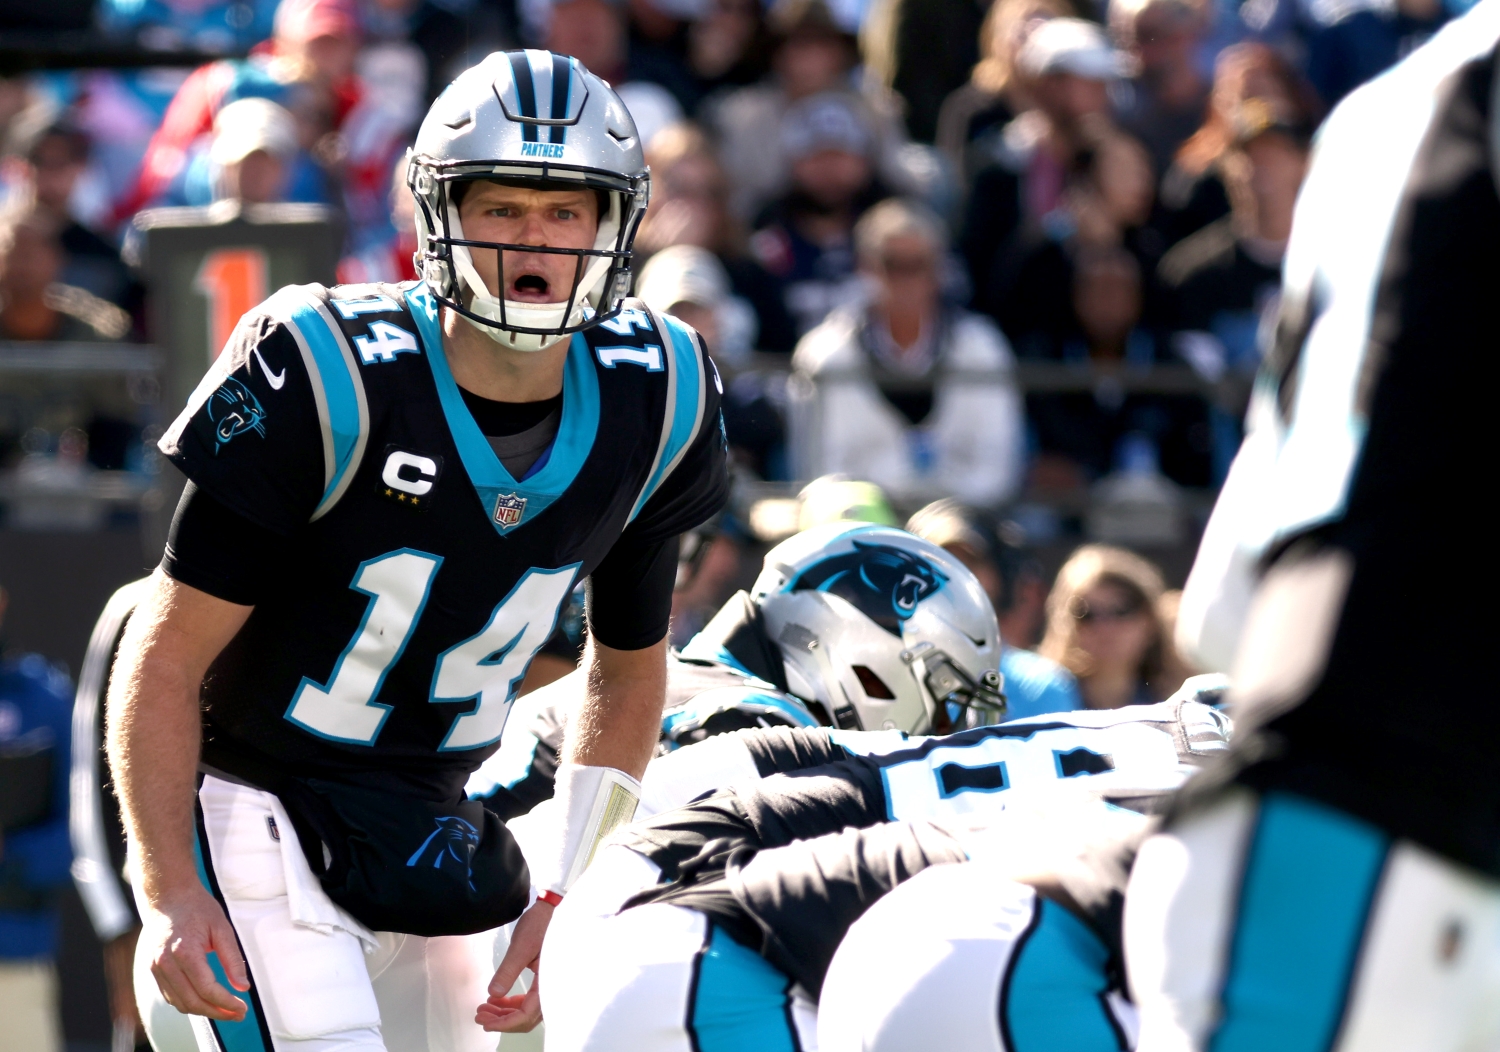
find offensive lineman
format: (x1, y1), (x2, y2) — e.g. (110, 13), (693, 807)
(466, 523), (1011, 818)
(1126, 6), (1500, 1049)
(537, 680), (1231, 1050)
(107, 50), (727, 1052)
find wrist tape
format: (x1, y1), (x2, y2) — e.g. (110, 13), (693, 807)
(534, 763), (642, 895)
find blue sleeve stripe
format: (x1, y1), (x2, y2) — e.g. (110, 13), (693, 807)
(278, 290), (369, 520)
(629, 311), (706, 521)
(269, 293), (338, 500)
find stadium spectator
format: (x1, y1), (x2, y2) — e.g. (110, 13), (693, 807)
(636, 243), (785, 475)
(0, 584), (76, 1052)
(537, 0), (685, 147)
(200, 97), (301, 205)
(750, 92), (889, 336)
(982, 120), (1160, 354)
(1159, 95), (1310, 385)
(788, 198), (1025, 509)
(0, 211), (133, 343)
(636, 122), (797, 354)
(709, 0), (908, 221)
(859, 0), (986, 144)
(1024, 244), (1211, 490)
(114, 0), (363, 222)
(1307, 0), (1449, 107)
(905, 499), (1084, 719)
(959, 18), (1128, 307)
(1109, 0), (1213, 178)
(1003, 246), (1166, 487)
(1158, 43), (1321, 249)
(637, 243), (756, 363)
(360, 0), (512, 106)
(338, 43), (429, 249)
(337, 155), (419, 284)
(1039, 543), (1167, 708)
(15, 121), (142, 315)
(933, 0), (1074, 180)
(684, 0), (775, 100)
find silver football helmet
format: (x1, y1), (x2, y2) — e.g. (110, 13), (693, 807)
(408, 50), (651, 351)
(752, 523), (1006, 735)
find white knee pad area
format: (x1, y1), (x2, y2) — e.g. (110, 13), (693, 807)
(818, 863), (1037, 1052)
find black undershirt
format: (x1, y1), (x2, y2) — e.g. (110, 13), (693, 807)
(162, 389), (679, 650)
(457, 387), (559, 434)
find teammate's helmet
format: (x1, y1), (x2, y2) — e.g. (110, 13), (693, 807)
(408, 50), (650, 351)
(752, 523), (1005, 734)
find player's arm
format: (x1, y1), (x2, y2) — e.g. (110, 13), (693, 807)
(106, 569), (252, 1021)
(480, 536), (677, 1033)
(115, 307), (323, 1022)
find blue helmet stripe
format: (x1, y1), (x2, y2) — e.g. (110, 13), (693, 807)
(549, 53), (572, 144)
(507, 51), (539, 142)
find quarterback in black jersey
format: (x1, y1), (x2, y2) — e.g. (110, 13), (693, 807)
(106, 51), (727, 1052)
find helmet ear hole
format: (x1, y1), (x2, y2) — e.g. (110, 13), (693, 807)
(852, 665), (895, 700)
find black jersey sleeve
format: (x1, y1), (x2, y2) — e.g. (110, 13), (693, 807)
(624, 325), (730, 547)
(731, 821), (969, 995)
(622, 818), (966, 996)
(162, 483), (286, 605)
(586, 534), (679, 650)
(738, 726), (846, 777)
(615, 754), (888, 898)
(158, 308), (328, 536)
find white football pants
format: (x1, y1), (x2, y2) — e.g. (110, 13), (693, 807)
(541, 843), (818, 1052)
(1125, 789), (1500, 1052)
(133, 775), (500, 1052)
(819, 860), (1138, 1052)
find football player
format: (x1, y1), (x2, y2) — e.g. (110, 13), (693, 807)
(817, 799), (1146, 1052)
(106, 50), (727, 1052)
(533, 681), (1230, 1049)
(466, 523), (1009, 819)
(1126, 7), (1500, 1049)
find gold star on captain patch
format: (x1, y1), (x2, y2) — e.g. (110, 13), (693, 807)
(384, 488), (394, 497)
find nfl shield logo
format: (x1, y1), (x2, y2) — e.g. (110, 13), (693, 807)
(493, 492), (527, 528)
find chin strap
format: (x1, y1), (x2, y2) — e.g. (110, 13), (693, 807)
(529, 763), (642, 897)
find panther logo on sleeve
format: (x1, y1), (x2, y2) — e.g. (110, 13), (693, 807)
(789, 541), (948, 634)
(207, 376), (268, 453)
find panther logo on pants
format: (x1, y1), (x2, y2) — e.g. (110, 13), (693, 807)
(405, 816), (480, 890)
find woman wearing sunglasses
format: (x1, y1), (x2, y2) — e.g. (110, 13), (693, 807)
(1038, 544), (1167, 708)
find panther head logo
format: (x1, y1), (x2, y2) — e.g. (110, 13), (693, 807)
(790, 540), (947, 635)
(405, 816), (481, 890)
(206, 376), (267, 453)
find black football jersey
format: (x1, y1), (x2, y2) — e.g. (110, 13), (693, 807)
(161, 281), (728, 798)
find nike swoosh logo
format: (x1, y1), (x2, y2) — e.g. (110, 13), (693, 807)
(252, 348), (286, 390)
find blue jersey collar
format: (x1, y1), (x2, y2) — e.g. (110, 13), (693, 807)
(404, 283), (600, 535)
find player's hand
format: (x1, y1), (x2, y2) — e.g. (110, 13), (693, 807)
(141, 884), (251, 1022)
(476, 898), (554, 1033)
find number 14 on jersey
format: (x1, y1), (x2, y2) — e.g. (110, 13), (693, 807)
(284, 550), (578, 750)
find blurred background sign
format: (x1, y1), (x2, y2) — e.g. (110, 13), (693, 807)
(135, 200), (343, 413)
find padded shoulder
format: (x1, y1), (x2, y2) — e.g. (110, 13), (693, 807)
(258, 283), (376, 519)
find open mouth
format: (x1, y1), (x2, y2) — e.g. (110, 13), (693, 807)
(509, 273), (552, 301)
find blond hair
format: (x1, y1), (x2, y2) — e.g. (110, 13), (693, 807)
(1039, 544), (1166, 687)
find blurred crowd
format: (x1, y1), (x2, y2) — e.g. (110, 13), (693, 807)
(0, 0), (1464, 497)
